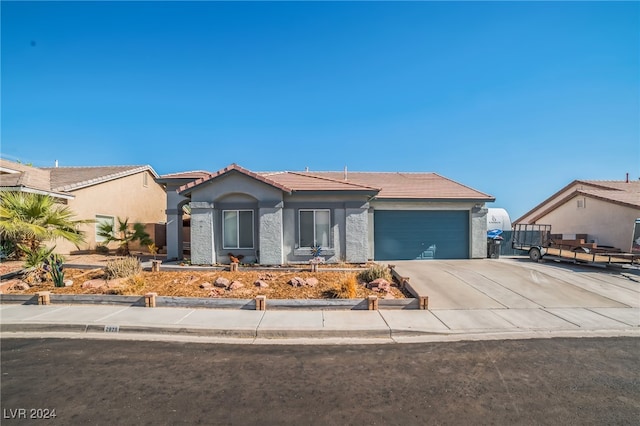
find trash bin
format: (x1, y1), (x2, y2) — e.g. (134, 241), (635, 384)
(487, 238), (502, 259)
(487, 229), (503, 259)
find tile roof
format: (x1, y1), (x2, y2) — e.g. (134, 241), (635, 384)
(0, 158), (61, 196)
(0, 158), (158, 196)
(294, 171), (494, 200)
(178, 164), (494, 201)
(260, 171), (380, 192)
(179, 164), (293, 194)
(43, 165), (158, 192)
(158, 170), (214, 180)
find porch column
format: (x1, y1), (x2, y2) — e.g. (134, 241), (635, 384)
(166, 208), (183, 261)
(190, 201), (216, 265)
(345, 202), (369, 264)
(470, 205), (488, 259)
(258, 201), (284, 265)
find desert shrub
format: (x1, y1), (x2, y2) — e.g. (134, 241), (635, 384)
(105, 256), (141, 279)
(357, 263), (391, 283)
(327, 274), (358, 299)
(95, 245), (110, 255)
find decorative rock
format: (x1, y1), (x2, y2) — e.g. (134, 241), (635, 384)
(105, 278), (125, 289)
(254, 280), (269, 288)
(200, 282), (213, 290)
(228, 281), (244, 290)
(258, 273), (275, 281)
(214, 277), (230, 288)
(368, 278), (391, 292)
(82, 279), (107, 289)
(13, 281), (30, 291)
(64, 280), (73, 287)
(208, 288), (224, 298)
(289, 277), (306, 287)
(305, 277), (319, 287)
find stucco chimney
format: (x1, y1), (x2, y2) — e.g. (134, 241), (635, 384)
(54, 160), (58, 168)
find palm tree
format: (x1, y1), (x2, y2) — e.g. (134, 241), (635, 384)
(0, 192), (89, 254)
(97, 217), (152, 256)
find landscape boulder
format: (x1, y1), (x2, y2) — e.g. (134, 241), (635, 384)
(214, 277), (230, 288)
(368, 278), (391, 293)
(254, 280), (269, 288)
(305, 277), (319, 287)
(288, 277), (306, 287)
(228, 280), (244, 290)
(82, 279), (107, 289)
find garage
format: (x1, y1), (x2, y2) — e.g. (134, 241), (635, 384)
(374, 210), (469, 260)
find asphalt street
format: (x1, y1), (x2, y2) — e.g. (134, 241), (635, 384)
(1, 337), (639, 425)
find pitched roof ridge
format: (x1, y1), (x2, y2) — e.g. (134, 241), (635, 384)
(178, 164), (293, 194)
(289, 171), (381, 190)
(161, 170), (213, 177)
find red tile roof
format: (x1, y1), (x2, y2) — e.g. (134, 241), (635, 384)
(178, 164), (494, 201)
(178, 164), (293, 194)
(292, 171), (493, 200)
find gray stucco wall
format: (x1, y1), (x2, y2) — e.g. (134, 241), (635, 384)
(259, 202), (284, 265)
(190, 201), (215, 265)
(281, 194), (372, 264)
(471, 207), (489, 259)
(345, 204), (369, 263)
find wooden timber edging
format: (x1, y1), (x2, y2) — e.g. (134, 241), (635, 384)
(0, 294), (419, 310)
(389, 265), (429, 310)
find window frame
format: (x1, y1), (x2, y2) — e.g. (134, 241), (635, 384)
(298, 209), (331, 249)
(222, 209), (255, 250)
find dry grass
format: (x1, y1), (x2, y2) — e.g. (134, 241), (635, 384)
(325, 274), (358, 299)
(11, 267), (410, 299)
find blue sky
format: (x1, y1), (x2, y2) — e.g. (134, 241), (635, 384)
(2, 1), (638, 220)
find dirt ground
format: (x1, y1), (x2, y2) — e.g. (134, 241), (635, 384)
(1, 254), (409, 299)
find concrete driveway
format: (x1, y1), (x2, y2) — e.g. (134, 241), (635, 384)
(393, 258), (639, 310)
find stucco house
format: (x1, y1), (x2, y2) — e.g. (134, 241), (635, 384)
(160, 164), (494, 264)
(514, 178), (640, 252)
(0, 158), (167, 254)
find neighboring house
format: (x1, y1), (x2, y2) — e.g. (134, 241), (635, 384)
(514, 179), (640, 252)
(161, 164), (495, 264)
(0, 158), (167, 254)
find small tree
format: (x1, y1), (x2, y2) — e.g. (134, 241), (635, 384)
(97, 217), (152, 256)
(0, 191), (89, 256)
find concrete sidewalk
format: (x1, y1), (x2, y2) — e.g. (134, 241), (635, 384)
(1, 303), (638, 344)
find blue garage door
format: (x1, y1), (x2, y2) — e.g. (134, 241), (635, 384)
(374, 210), (469, 260)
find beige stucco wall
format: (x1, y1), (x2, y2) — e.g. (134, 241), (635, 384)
(535, 195), (639, 251)
(53, 171), (166, 254)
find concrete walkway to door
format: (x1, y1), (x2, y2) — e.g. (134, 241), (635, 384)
(391, 258), (639, 335)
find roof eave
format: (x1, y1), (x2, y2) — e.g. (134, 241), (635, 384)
(0, 186), (75, 200)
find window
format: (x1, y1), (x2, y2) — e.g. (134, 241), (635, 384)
(577, 198), (586, 209)
(223, 210), (254, 249)
(95, 215), (115, 243)
(299, 209), (330, 248)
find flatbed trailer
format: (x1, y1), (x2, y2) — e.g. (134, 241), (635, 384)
(511, 224), (640, 266)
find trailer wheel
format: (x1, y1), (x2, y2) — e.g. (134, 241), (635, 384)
(529, 247), (542, 262)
